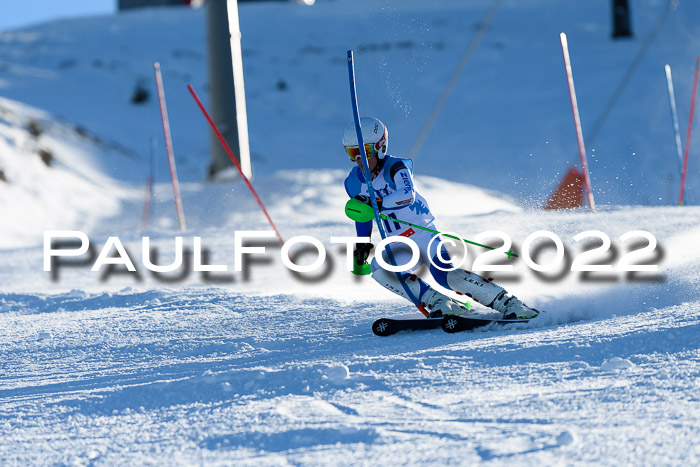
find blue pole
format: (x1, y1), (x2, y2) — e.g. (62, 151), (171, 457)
(346, 50), (423, 311)
(665, 64), (684, 175)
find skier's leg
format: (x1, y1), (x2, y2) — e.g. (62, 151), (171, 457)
(369, 239), (465, 317)
(370, 267), (467, 317)
(442, 269), (538, 319)
(421, 232), (538, 319)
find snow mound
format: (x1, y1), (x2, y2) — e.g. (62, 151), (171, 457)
(601, 357), (635, 371)
(0, 97), (133, 248)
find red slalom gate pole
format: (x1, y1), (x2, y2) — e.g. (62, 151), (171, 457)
(154, 62), (187, 231)
(187, 84), (284, 245)
(560, 33), (596, 212)
(679, 57), (699, 206)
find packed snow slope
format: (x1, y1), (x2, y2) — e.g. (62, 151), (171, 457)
(0, 96), (134, 248)
(1, 197), (699, 465)
(1, 0), (699, 465)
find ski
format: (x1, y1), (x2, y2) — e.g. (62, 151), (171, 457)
(372, 313), (443, 336)
(373, 313), (535, 336)
(441, 314), (530, 333)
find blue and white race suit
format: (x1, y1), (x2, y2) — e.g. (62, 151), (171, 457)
(344, 155), (453, 285)
(344, 155), (534, 317)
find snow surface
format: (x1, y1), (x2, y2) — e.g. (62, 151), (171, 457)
(0, 0), (699, 465)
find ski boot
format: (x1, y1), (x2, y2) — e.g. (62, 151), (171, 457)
(491, 291), (539, 320)
(445, 270), (538, 320)
(421, 289), (468, 318)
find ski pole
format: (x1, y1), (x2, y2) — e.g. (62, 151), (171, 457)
(379, 214), (518, 258)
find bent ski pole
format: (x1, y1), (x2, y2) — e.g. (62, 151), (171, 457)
(347, 50), (426, 316)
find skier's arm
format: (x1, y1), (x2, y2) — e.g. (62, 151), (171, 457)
(345, 169), (374, 237)
(381, 165), (416, 210)
(355, 220), (372, 237)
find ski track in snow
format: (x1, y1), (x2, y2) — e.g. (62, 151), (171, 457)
(1, 172), (699, 464)
(0, 284), (698, 465)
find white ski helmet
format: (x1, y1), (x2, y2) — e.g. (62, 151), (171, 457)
(342, 116), (388, 161)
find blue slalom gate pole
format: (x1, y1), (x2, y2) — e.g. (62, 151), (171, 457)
(346, 50), (424, 314)
(665, 64), (684, 175)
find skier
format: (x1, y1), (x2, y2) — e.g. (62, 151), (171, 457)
(343, 116), (538, 320)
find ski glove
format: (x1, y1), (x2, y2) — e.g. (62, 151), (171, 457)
(353, 242), (374, 265)
(354, 194), (382, 211)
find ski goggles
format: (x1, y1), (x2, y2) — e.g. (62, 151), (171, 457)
(345, 143), (378, 161)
